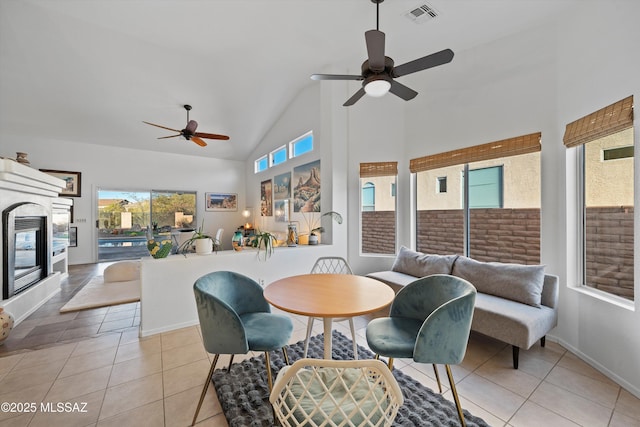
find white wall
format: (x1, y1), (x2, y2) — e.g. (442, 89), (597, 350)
(345, 93), (406, 273)
(256, 3), (639, 396)
(556, 2), (640, 397)
(343, 4), (639, 396)
(0, 136), (246, 264)
(244, 83), (349, 249)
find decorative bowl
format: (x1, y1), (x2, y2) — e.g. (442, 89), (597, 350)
(147, 239), (172, 259)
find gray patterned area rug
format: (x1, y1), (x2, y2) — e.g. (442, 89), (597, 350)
(212, 331), (491, 427)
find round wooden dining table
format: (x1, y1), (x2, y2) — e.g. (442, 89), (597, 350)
(264, 274), (395, 359)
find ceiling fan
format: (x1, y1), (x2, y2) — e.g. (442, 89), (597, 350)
(143, 105), (229, 147)
(311, 0), (454, 106)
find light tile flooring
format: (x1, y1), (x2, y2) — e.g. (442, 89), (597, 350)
(0, 263), (639, 427)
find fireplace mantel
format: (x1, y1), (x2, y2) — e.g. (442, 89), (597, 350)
(0, 158), (68, 324)
(0, 158), (65, 197)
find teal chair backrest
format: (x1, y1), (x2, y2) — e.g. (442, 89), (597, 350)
(390, 274), (477, 365)
(194, 271), (271, 355)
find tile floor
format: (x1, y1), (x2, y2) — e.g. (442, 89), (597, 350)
(0, 263), (639, 427)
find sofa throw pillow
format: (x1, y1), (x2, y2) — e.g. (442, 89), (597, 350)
(391, 246), (458, 278)
(451, 256), (545, 307)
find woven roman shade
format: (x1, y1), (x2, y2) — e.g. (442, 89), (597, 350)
(409, 132), (541, 173)
(360, 161), (398, 178)
(563, 95), (634, 148)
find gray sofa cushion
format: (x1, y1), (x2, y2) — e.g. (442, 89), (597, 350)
(366, 271), (418, 289)
(391, 246), (458, 278)
(452, 256), (545, 307)
(472, 293), (558, 349)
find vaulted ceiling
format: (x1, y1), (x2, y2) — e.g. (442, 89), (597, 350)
(0, 0), (580, 161)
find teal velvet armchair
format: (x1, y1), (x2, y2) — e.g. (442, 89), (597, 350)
(191, 271), (293, 426)
(365, 274), (476, 427)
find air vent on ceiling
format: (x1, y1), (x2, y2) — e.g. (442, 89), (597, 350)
(404, 3), (439, 24)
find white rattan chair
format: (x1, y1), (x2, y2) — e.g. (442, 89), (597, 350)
(305, 257), (358, 359)
(270, 358), (404, 427)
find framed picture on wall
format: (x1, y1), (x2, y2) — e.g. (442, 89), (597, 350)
(205, 193), (238, 211)
(293, 159), (320, 212)
(261, 179), (273, 216)
(40, 169), (82, 197)
(273, 172), (291, 200)
(69, 227), (77, 247)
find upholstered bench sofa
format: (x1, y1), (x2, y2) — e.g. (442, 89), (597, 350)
(366, 246), (559, 369)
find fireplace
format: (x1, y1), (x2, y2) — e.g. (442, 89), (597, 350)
(3, 202), (50, 299)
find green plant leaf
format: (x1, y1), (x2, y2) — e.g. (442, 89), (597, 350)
(322, 211), (342, 224)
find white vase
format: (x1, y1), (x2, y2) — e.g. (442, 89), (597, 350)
(195, 238), (213, 255)
(308, 234), (319, 245)
(0, 307), (14, 345)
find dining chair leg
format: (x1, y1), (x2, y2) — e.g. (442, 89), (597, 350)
(265, 351), (274, 391)
(433, 364), (443, 393)
(192, 354), (219, 426)
(282, 347), (290, 365)
(348, 318), (358, 359)
(227, 355), (235, 371)
(387, 357), (394, 370)
(445, 364), (466, 427)
(303, 317), (315, 358)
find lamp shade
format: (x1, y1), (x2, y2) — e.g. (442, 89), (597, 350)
(364, 79), (391, 97)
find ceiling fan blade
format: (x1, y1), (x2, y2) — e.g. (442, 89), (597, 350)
(191, 136), (208, 147)
(157, 134), (181, 139)
(142, 121), (181, 133)
(185, 120), (198, 134)
(392, 48), (454, 77)
(311, 74), (364, 81)
(389, 80), (418, 101)
(365, 30), (385, 72)
(194, 132), (230, 140)
(343, 88), (366, 107)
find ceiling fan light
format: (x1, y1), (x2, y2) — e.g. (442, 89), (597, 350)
(364, 79), (391, 97)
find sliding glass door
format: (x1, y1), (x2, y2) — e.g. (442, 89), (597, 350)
(97, 189), (196, 262)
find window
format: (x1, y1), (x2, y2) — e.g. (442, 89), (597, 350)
(151, 190), (196, 230)
(468, 166), (503, 208)
(270, 146), (287, 166)
(603, 145), (634, 161)
(360, 162), (397, 255)
(437, 177), (447, 193)
(412, 132), (541, 264)
(255, 156), (268, 173)
(290, 132), (313, 158)
(564, 95), (634, 301)
(362, 182), (375, 212)
(97, 189), (196, 262)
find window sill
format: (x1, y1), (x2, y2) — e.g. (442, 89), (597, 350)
(359, 253), (397, 258)
(569, 285), (635, 312)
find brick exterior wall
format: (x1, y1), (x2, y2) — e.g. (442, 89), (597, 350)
(416, 210), (464, 256)
(361, 211), (396, 254)
(585, 206), (634, 300)
(416, 208), (541, 264)
(366, 206), (634, 300)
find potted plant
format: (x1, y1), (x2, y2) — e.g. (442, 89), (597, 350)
(177, 220), (219, 255)
(301, 211), (342, 245)
(251, 230), (277, 261)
